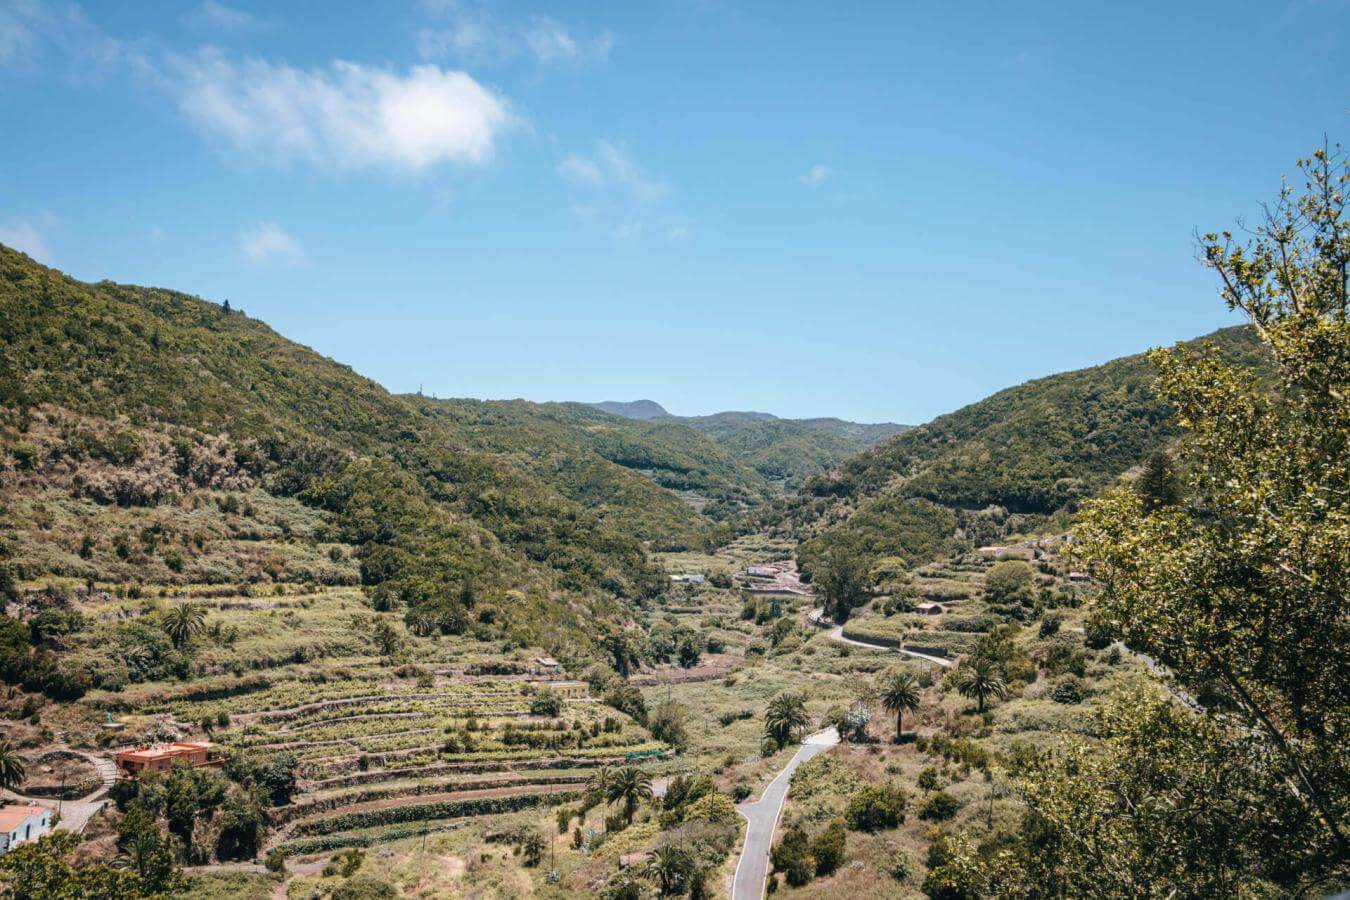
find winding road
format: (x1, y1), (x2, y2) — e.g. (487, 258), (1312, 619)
(805, 608), (955, 669)
(731, 728), (839, 900)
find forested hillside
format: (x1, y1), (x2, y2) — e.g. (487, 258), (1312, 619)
(0, 245), (665, 653)
(586, 402), (909, 489)
(405, 397), (771, 548)
(767, 325), (1271, 574)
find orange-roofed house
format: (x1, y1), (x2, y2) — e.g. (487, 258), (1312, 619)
(0, 805), (52, 853)
(114, 741), (218, 778)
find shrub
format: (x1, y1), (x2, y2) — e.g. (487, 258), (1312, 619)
(771, 824), (813, 887)
(889, 848), (914, 882)
(264, 848), (287, 873)
(811, 821), (847, 876)
(845, 784), (906, 832)
(530, 693), (563, 717)
(919, 791), (961, 822)
(1051, 675), (1085, 704)
(917, 767), (940, 791)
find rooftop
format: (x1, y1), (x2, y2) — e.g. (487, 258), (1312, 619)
(0, 805), (45, 831)
(115, 741), (212, 763)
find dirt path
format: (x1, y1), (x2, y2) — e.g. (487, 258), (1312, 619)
(805, 609), (955, 669)
(0, 748), (117, 834)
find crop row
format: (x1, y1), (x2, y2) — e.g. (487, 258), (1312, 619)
(292, 789), (581, 836)
(275, 773), (592, 824)
(275, 820), (470, 856)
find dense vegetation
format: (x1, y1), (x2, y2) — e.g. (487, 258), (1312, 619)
(767, 324), (1271, 580)
(588, 402), (909, 489)
(0, 246), (665, 654)
(927, 146), (1349, 897)
(408, 397), (771, 547)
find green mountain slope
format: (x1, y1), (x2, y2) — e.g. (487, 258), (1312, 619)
(0, 245), (664, 650)
(404, 397), (772, 548)
(772, 325), (1270, 573)
(584, 402), (909, 489)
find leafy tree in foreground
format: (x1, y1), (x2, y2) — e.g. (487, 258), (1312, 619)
(947, 146), (1349, 896)
(878, 669), (922, 740)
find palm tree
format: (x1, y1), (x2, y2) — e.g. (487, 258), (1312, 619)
(955, 658), (1007, 713)
(763, 692), (809, 749)
(163, 603), (206, 650)
(605, 766), (653, 825)
(878, 669), (922, 740)
(586, 765), (612, 807)
(0, 740), (25, 790)
(644, 844), (694, 896)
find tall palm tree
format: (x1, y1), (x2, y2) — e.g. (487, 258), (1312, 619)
(644, 844), (694, 896)
(163, 603), (206, 650)
(878, 669), (922, 740)
(605, 766), (653, 825)
(955, 658), (1007, 713)
(763, 692), (809, 749)
(0, 740), (26, 790)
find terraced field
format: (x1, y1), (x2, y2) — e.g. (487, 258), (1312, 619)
(840, 540), (1084, 657)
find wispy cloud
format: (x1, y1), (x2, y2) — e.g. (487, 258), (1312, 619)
(172, 51), (515, 173)
(800, 164), (831, 187)
(182, 2), (264, 34)
(0, 219), (54, 263)
(240, 221), (304, 265)
(559, 140), (667, 203)
(417, 4), (612, 66)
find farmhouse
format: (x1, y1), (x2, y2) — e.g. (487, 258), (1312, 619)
(670, 574), (705, 584)
(0, 805), (51, 854)
(915, 602), (944, 616)
(114, 741), (218, 778)
(746, 565), (778, 577)
(542, 681), (588, 699)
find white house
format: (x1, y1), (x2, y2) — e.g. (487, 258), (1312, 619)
(0, 805), (52, 853)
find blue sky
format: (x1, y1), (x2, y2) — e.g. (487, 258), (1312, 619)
(1, 0), (1346, 423)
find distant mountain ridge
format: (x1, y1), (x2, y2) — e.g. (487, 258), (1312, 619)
(583, 401), (909, 489)
(588, 399), (669, 420)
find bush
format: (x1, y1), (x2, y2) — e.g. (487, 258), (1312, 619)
(264, 848), (287, 873)
(1051, 675), (1085, 704)
(917, 767), (940, 791)
(918, 791), (961, 822)
(845, 784), (906, 832)
(530, 693), (563, 717)
(771, 824), (814, 887)
(811, 821), (847, 876)
(889, 848), (914, 882)
(1038, 612), (1063, 638)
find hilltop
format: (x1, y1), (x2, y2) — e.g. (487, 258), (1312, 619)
(586, 401), (909, 490)
(767, 324), (1270, 575)
(0, 245), (667, 654)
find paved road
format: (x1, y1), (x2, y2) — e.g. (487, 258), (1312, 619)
(731, 728), (839, 900)
(806, 609), (955, 669)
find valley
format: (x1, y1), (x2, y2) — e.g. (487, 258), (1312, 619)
(0, 165), (1343, 900)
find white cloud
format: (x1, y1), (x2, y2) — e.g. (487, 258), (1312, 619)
(667, 225), (690, 241)
(558, 154), (603, 185)
(172, 51), (514, 172)
(417, 6), (612, 66)
(0, 220), (53, 263)
(801, 164), (831, 186)
(183, 2), (261, 33)
(240, 221), (304, 265)
(560, 140), (667, 203)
